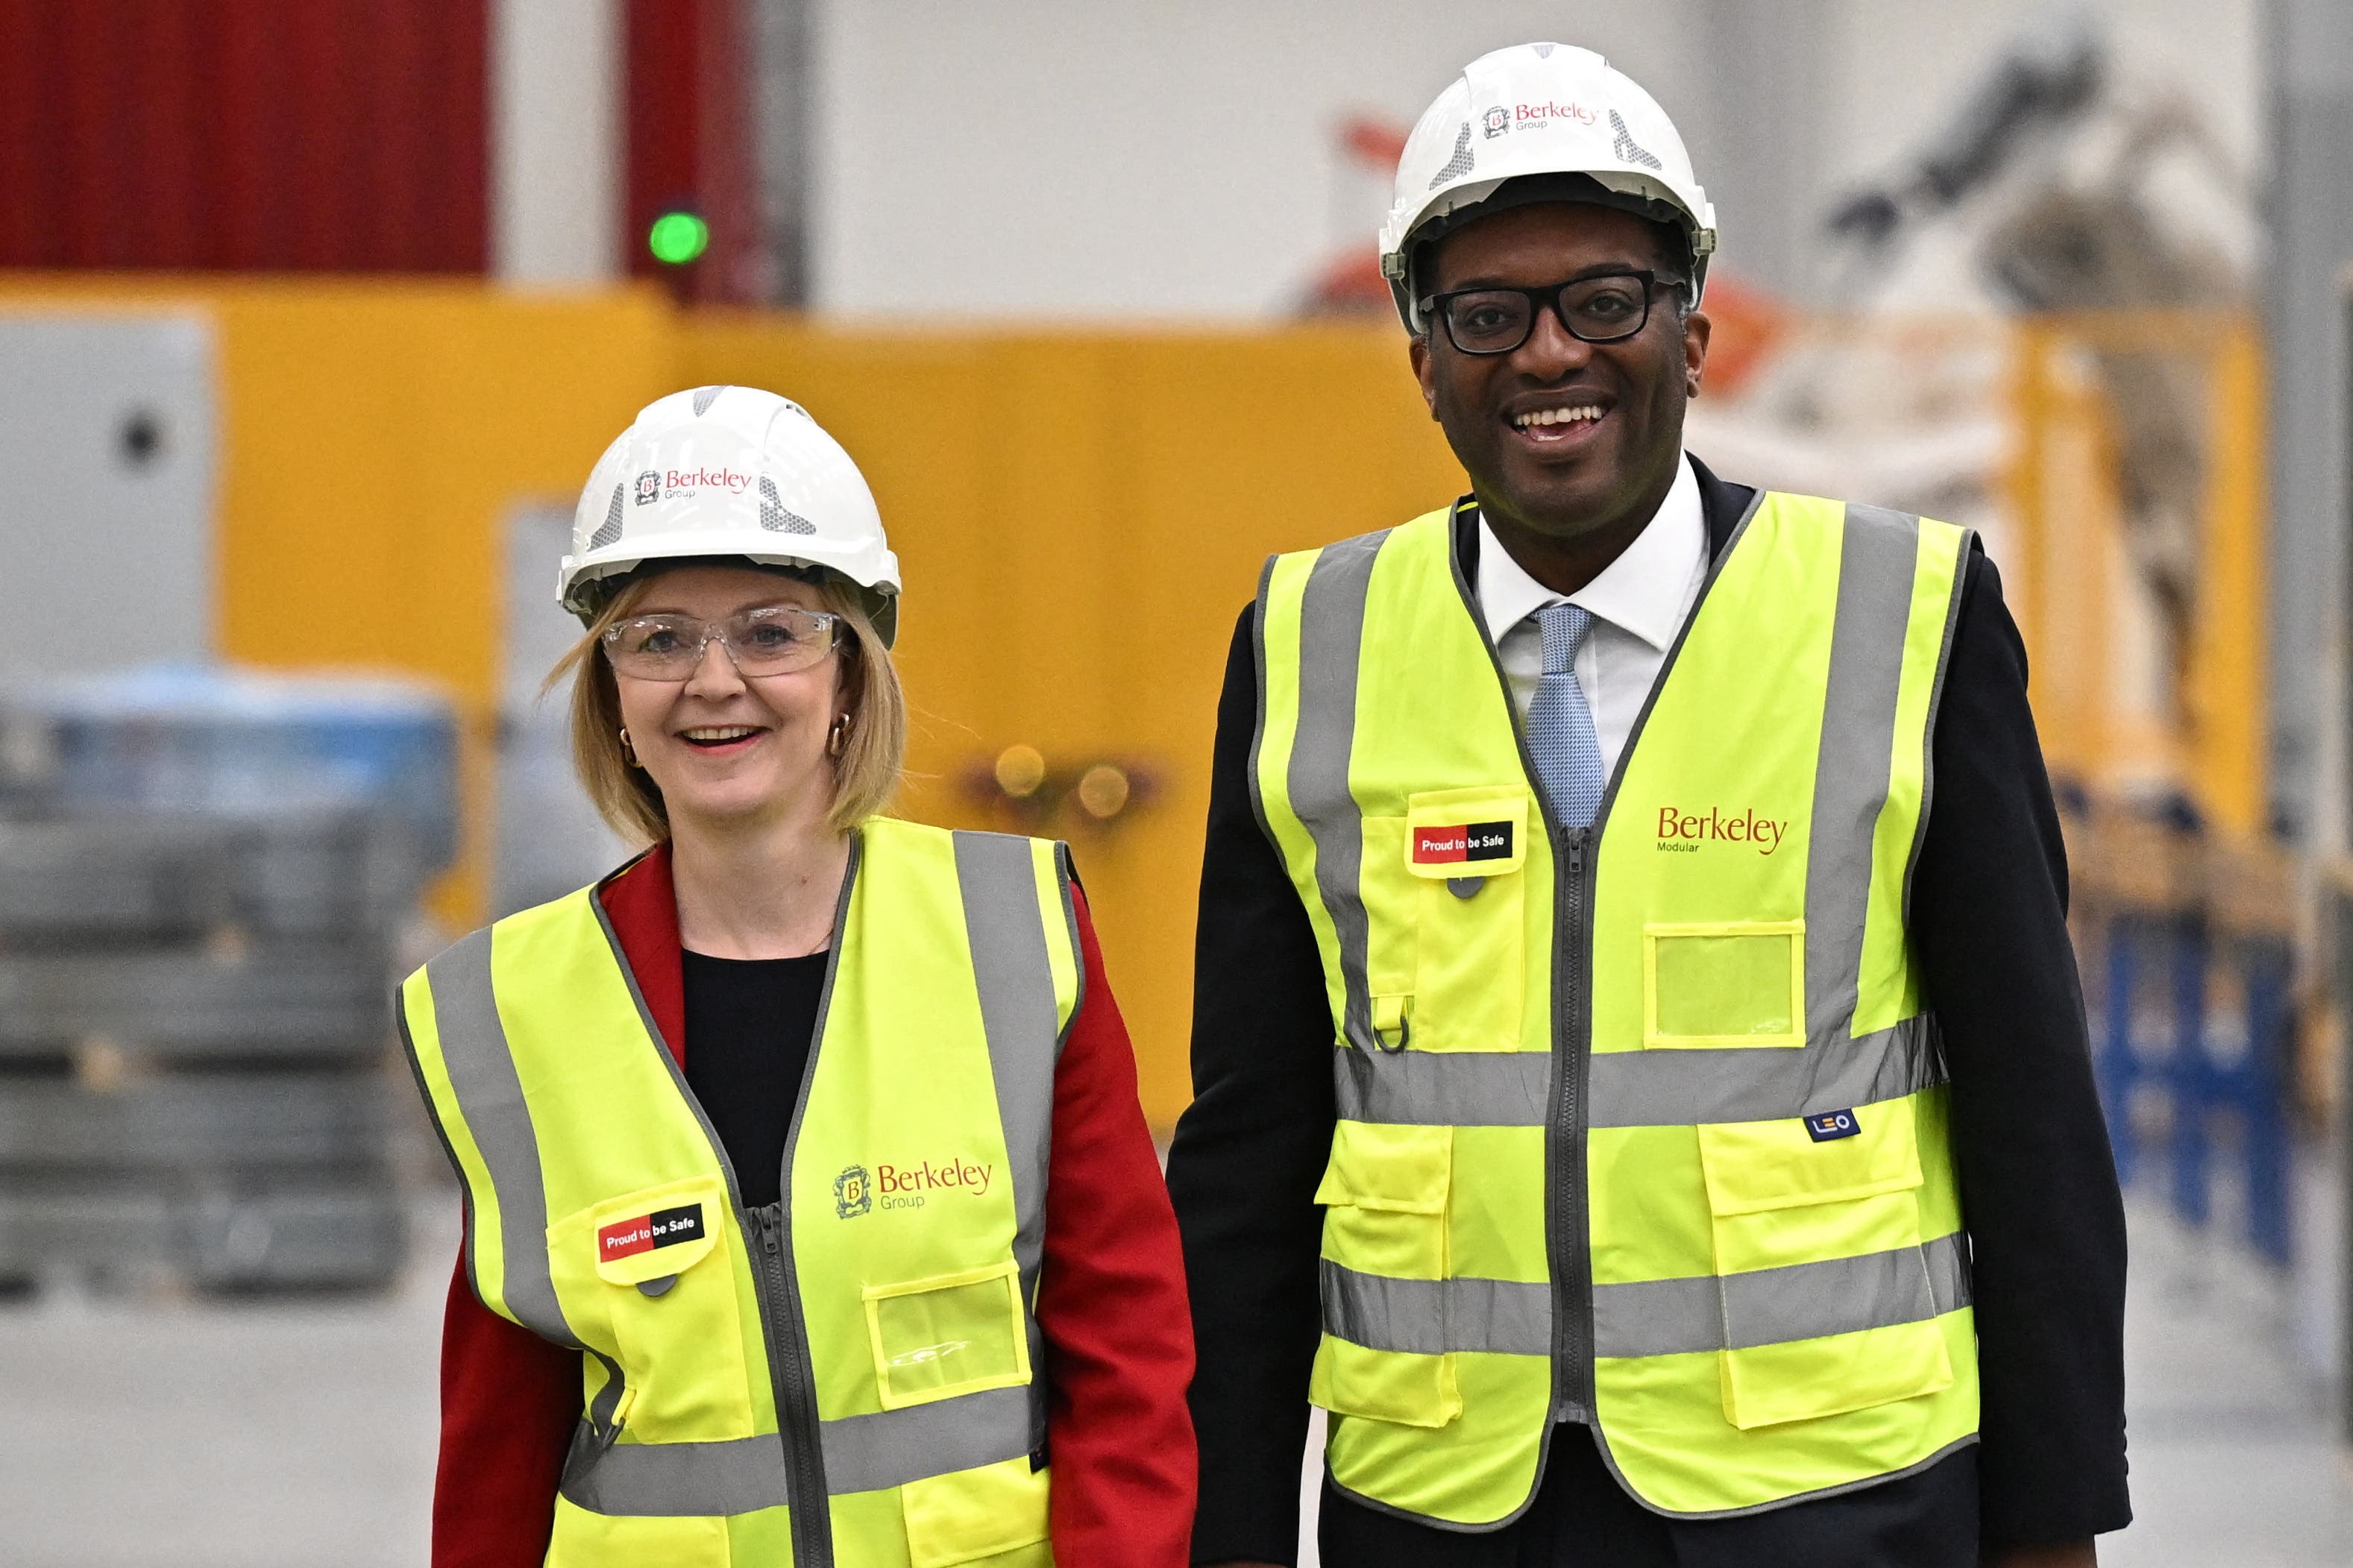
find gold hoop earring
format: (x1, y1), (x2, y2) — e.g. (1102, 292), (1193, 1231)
(826, 714), (851, 758)
(618, 727), (640, 768)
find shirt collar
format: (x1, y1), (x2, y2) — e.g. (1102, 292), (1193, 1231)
(1475, 451), (1704, 653)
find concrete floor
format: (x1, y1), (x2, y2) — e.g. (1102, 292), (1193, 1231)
(1, 1200), (2346, 1567)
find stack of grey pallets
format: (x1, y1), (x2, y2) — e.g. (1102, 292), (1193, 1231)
(0, 811), (418, 1294)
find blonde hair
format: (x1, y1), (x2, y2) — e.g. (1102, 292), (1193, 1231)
(550, 567), (906, 845)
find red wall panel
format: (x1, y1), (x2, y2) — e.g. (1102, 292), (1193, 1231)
(0, 0), (487, 274)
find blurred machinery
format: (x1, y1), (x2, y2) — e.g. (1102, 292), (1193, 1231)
(0, 667), (456, 1295)
(1690, 23), (2306, 1288)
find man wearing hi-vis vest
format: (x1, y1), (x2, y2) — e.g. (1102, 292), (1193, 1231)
(1167, 44), (2128, 1568)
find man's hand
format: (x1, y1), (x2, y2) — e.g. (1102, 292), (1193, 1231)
(1987, 1543), (2096, 1568)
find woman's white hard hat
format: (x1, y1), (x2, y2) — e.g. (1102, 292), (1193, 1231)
(560, 385), (902, 646)
(1380, 42), (1718, 333)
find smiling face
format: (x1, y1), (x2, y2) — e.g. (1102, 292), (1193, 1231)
(1410, 202), (1709, 565)
(611, 564), (845, 834)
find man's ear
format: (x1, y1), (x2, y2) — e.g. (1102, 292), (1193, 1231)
(1682, 308), (1712, 400)
(1409, 333), (1439, 419)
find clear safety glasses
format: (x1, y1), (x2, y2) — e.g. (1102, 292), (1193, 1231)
(601, 605), (841, 681)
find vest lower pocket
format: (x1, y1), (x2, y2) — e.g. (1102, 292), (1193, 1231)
(1314, 1122), (1451, 1279)
(899, 1455), (1052, 1568)
(863, 1260), (1033, 1411)
(547, 1494), (732, 1566)
(1696, 1109), (1951, 1428)
(1310, 1335), (1462, 1429)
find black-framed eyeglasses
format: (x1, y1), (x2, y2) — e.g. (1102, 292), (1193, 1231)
(1419, 270), (1680, 356)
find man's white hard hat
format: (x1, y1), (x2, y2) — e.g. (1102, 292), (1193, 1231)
(1380, 42), (1718, 332)
(560, 385), (902, 645)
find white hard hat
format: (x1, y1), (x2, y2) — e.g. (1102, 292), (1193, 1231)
(561, 385), (902, 645)
(1380, 43), (1718, 332)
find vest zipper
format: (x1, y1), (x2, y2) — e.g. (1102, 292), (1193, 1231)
(750, 1201), (833, 1567)
(1548, 825), (1597, 1424)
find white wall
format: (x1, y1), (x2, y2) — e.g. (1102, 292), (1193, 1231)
(493, 0), (623, 286)
(811, 1), (1706, 319)
(809, 0), (2260, 320)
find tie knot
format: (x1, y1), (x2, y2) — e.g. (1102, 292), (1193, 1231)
(1536, 602), (1592, 676)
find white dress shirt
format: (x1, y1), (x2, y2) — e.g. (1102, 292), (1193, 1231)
(1477, 453), (1708, 782)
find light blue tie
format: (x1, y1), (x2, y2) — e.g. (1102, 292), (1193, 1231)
(1528, 602), (1604, 828)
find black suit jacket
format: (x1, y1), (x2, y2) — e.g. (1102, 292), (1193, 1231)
(1166, 456), (2131, 1560)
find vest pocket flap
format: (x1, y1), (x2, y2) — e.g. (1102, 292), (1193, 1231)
(582, 1177), (723, 1288)
(1314, 1121), (1453, 1215)
(1310, 1335), (1462, 1429)
(899, 1455), (1052, 1568)
(1697, 1111), (1923, 1218)
(863, 1260), (1032, 1411)
(1404, 788), (1530, 880)
(1644, 922), (1805, 1048)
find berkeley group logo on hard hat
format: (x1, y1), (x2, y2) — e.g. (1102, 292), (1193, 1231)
(634, 470), (661, 506)
(1482, 105), (1511, 138)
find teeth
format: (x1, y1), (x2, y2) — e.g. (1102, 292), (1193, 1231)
(682, 726), (758, 741)
(1513, 406), (1605, 427)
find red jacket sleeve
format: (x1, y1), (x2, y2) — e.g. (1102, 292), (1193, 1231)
(433, 1225), (582, 1567)
(1037, 887), (1199, 1564)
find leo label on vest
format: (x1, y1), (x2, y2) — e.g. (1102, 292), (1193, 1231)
(597, 1203), (706, 1260)
(1413, 821), (1515, 865)
(1655, 806), (1788, 855)
(1803, 1109), (1861, 1142)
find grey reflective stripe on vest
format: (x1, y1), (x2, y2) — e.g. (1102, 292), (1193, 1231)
(1334, 1013), (1943, 1129)
(1321, 1259), (1551, 1356)
(1803, 503), (1923, 1046)
(1288, 531), (1389, 1054)
(950, 829), (1060, 1449)
(424, 928), (578, 1350)
(1323, 1232), (1970, 1361)
(561, 1385), (1037, 1515)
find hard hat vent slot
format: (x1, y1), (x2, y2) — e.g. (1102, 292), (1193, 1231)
(691, 385), (723, 416)
(759, 477), (817, 535)
(1429, 122), (1475, 189)
(588, 483), (626, 550)
(1534, 42), (1555, 57)
(1609, 110), (1665, 172)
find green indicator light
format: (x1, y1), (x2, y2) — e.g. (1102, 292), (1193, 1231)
(648, 211), (710, 265)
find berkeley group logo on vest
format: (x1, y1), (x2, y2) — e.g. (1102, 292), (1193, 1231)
(835, 1159), (996, 1217)
(1656, 806), (1788, 856)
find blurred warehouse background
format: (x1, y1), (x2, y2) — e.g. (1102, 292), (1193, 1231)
(1, 1), (2350, 1563)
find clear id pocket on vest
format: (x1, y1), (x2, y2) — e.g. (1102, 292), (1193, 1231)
(1642, 921), (1805, 1048)
(863, 1259), (1033, 1411)
(899, 1454), (1052, 1568)
(1695, 1111), (1953, 1429)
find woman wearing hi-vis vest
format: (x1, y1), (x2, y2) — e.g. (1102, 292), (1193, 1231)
(400, 387), (1196, 1568)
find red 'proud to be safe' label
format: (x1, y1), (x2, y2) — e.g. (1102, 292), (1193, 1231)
(597, 1203), (706, 1261)
(1412, 821), (1515, 865)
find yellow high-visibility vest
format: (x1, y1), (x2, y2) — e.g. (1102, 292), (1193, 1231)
(1252, 491), (1979, 1525)
(400, 818), (1081, 1568)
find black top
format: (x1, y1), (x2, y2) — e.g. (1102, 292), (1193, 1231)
(1166, 457), (2131, 1558)
(681, 948), (827, 1209)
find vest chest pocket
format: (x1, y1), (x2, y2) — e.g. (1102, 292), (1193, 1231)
(1382, 789), (1531, 1054)
(556, 1174), (752, 1443)
(1695, 1111), (1953, 1429)
(863, 1259), (1033, 1411)
(1644, 922), (1805, 1048)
